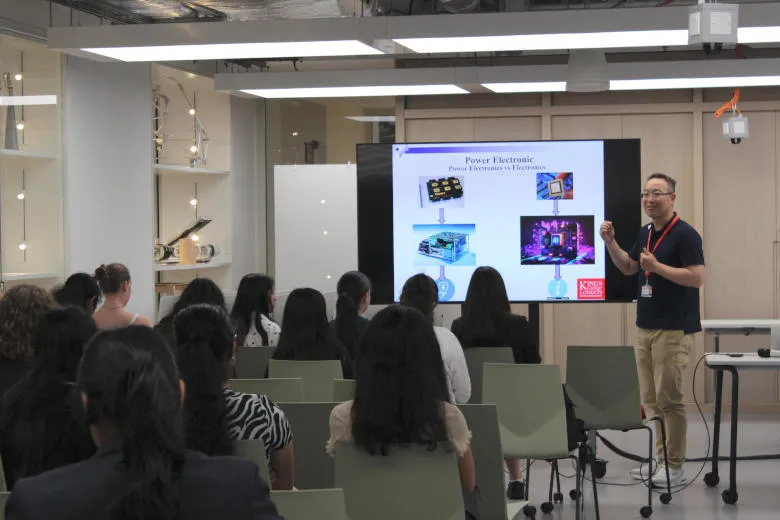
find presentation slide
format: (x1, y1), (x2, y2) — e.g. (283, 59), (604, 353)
(391, 141), (606, 302)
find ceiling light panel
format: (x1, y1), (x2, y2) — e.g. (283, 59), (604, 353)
(611, 75), (780, 90)
(482, 82), (567, 93)
(241, 85), (467, 99)
(0, 95), (58, 106)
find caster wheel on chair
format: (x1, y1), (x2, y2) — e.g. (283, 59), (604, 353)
(704, 472), (720, 487)
(553, 492), (564, 504)
(569, 489), (580, 501)
(722, 489), (738, 505)
(660, 493), (672, 505)
(640, 505), (653, 518)
(522, 504), (537, 519)
(592, 459), (607, 479)
(540, 502), (554, 514)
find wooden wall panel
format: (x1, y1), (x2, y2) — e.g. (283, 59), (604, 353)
(473, 117), (542, 141)
(404, 118), (473, 143)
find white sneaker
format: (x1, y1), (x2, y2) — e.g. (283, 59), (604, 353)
(651, 464), (686, 488)
(630, 460), (657, 481)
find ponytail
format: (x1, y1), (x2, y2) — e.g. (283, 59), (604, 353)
(334, 293), (360, 361)
(78, 326), (185, 520)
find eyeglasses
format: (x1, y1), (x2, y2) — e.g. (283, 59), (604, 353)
(640, 191), (674, 200)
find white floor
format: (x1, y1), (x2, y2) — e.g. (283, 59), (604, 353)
(519, 414), (780, 520)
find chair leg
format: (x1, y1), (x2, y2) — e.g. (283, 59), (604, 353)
(587, 446), (601, 520)
(554, 460), (563, 503)
(648, 417), (673, 505)
(571, 455), (581, 520)
(640, 425), (654, 518)
(521, 459), (537, 518)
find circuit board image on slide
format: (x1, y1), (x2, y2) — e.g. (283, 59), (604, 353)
(413, 224), (476, 266)
(520, 216), (595, 265)
(536, 172), (574, 200)
(418, 176), (465, 209)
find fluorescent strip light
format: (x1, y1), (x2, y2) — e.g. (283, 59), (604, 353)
(0, 95), (58, 106)
(82, 41), (382, 62)
(394, 30), (688, 54)
(241, 85), (467, 99)
(483, 82), (567, 93)
(345, 116), (397, 123)
(738, 26), (780, 44)
(610, 76), (780, 90)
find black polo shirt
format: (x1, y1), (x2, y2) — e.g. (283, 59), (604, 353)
(628, 213), (704, 334)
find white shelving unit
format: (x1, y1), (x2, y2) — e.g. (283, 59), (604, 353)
(0, 272), (58, 281)
(0, 149), (58, 160)
(153, 256), (232, 272)
(154, 164), (230, 176)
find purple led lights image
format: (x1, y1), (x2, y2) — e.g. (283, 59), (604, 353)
(520, 216), (595, 265)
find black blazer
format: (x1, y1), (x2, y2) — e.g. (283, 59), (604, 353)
(451, 312), (541, 364)
(6, 441), (282, 520)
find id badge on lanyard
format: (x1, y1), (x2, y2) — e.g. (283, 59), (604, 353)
(641, 215), (679, 298)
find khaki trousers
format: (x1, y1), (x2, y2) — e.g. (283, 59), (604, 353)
(635, 328), (692, 469)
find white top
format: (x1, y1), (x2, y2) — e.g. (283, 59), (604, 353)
(705, 354), (780, 368)
(243, 313), (281, 347)
(434, 326), (472, 404)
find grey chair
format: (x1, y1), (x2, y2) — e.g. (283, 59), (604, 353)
(0, 492), (9, 520)
(278, 402), (340, 489)
(235, 346), (276, 379)
(483, 363), (584, 520)
(268, 359), (343, 402)
(463, 347), (514, 404)
(566, 346), (672, 517)
(0, 454), (7, 492)
(233, 439), (271, 485)
(458, 403), (528, 520)
(229, 378), (305, 402)
(333, 379), (356, 402)
(271, 489), (351, 520)
(334, 441), (464, 520)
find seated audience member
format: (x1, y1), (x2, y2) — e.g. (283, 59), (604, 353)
(1, 307), (97, 488)
(92, 263), (152, 328)
(174, 304), (294, 490)
(272, 288), (353, 379)
(327, 305), (475, 494)
(6, 326), (282, 520)
(451, 266), (539, 364)
(400, 274), (471, 404)
(0, 285), (56, 403)
(231, 274), (281, 347)
(330, 271), (372, 361)
(450, 266), (539, 500)
(52, 273), (101, 313)
(154, 278), (225, 346)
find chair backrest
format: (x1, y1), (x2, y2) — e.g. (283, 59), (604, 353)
(334, 441), (464, 520)
(333, 379), (356, 402)
(0, 454), (7, 492)
(233, 439), (271, 485)
(565, 346), (643, 430)
(271, 489), (350, 520)
(278, 402), (340, 489)
(464, 347), (514, 404)
(483, 363), (569, 459)
(268, 359), (343, 402)
(229, 378), (305, 403)
(235, 346), (276, 379)
(0, 492), (9, 520)
(458, 404), (508, 520)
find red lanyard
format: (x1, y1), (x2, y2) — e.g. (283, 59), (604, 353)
(645, 214), (679, 278)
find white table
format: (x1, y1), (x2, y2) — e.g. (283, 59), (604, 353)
(701, 319), (780, 352)
(704, 354), (780, 505)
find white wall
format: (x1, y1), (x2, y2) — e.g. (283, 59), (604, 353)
(62, 57), (155, 320)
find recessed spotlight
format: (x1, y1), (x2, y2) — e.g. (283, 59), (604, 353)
(190, 198), (198, 206)
(191, 234), (199, 242)
(18, 242), (27, 251)
(292, 131), (299, 137)
(188, 108), (196, 116)
(14, 73), (22, 81)
(326, 275), (332, 279)
(323, 230), (328, 235)
(320, 199), (326, 204)
(16, 122), (24, 131)
(16, 192), (25, 200)
(190, 145), (198, 153)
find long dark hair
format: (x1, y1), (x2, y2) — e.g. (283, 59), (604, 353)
(173, 304), (233, 456)
(399, 274), (438, 322)
(161, 278), (225, 323)
(276, 288), (331, 360)
(53, 273), (101, 313)
(0, 284), (56, 361)
(459, 266), (511, 346)
(78, 326), (185, 520)
(351, 305), (449, 456)
(231, 274), (275, 346)
(93, 263), (131, 295)
(2, 307), (97, 481)
(333, 271), (371, 360)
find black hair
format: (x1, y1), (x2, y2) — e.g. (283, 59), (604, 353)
(399, 274), (438, 322)
(78, 325), (185, 520)
(351, 305), (449, 456)
(1, 307), (97, 483)
(53, 273), (101, 313)
(93, 263), (131, 295)
(459, 266), (512, 346)
(173, 304), (233, 457)
(162, 279), (225, 323)
(276, 288), (331, 360)
(231, 274), (275, 346)
(333, 271), (371, 361)
(647, 172), (677, 192)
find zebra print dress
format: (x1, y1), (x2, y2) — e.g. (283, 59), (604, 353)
(223, 389), (293, 458)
